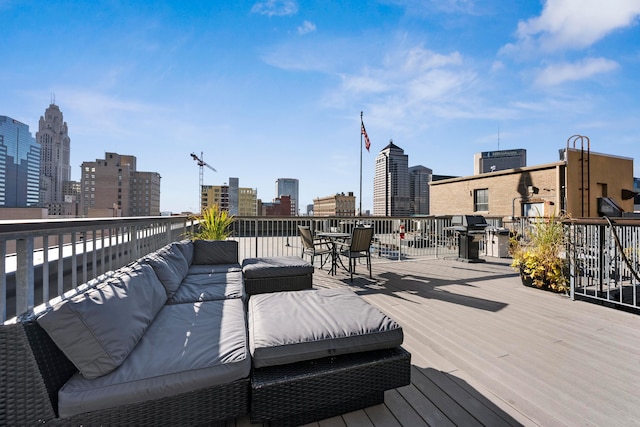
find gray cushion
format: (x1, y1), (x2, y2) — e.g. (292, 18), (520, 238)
(173, 239), (194, 265)
(168, 271), (245, 303)
(58, 299), (250, 419)
(192, 240), (238, 265)
(141, 242), (189, 297)
(242, 256), (314, 279)
(37, 262), (167, 379)
(187, 263), (242, 275)
(249, 288), (403, 368)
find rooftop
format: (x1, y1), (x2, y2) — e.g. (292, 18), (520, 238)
(237, 257), (640, 426)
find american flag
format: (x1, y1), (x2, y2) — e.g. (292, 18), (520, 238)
(361, 122), (371, 152)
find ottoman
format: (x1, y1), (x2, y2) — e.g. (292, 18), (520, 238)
(241, 256), (313, 296)
(248, 288), (411, 426)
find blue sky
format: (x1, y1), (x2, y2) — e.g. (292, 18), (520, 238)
(2, 0), (640, 214)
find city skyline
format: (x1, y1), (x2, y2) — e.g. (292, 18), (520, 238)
(2, 1), (640, 213)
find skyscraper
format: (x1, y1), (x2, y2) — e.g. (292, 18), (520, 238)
(409, 165), (433, 215)
(0, 116), (40, 207)
(37, 104), (71, 215)
(373, 141), (410, 216)
(275, 178), (299, 216)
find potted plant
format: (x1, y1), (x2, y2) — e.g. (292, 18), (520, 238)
(187, 206), (234, 240)
(509, 214), (569, 293)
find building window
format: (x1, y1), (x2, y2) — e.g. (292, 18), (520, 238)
(474, 189), (489, 212)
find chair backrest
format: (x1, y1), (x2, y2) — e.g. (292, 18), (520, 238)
(350, 227), (374, 252)
(298, 225), (314, 249)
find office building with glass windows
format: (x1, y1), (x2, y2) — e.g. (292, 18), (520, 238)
(0, 116), (40, 207)
(275, 178), (299, 216)
(409, 165), (433, 215)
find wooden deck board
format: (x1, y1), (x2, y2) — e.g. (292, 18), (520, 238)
(242, 257), (640, 426)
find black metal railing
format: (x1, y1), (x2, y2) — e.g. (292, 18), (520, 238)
(566, 217), (640, 311)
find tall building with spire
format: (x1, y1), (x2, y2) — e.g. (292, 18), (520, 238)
(373, 140), (410, 216)
(37, 103), (72, 215)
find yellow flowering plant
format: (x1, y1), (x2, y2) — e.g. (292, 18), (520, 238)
(510, 214), (569, 293)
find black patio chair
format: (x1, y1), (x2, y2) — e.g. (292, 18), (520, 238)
(298, 225), (332, 268)
(336, 226), (374, 281)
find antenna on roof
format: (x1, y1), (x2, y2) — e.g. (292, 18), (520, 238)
(498, 127), (500, 150)
(51, 93), (56, 105)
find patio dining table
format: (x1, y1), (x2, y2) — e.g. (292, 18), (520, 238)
(316, 231), (350, 275)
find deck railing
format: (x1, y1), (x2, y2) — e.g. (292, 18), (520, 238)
(567, 217), (640, 311)
(3, 213), (639, 321)
(1, 215), (505, 322)
(0, 216), (192, 322)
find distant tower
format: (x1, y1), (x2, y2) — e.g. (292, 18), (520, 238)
(409, 165), (432, 215)
(37, 103), (71, 214)
(0, 116), (40, 207)
(275, 178), (299, 216)
(373, 140), (410, 216)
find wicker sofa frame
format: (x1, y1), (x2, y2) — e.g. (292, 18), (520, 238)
(1, 246), (410, 426)
(1, 316), (249, 426)
(251, 347), (411, 427)
(2, 316), (409, 426)
(244, 273), (312, 295)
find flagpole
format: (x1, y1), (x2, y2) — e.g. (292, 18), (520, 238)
(359, 111), (363, 217)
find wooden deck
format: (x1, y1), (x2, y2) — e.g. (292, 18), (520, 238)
(232, 256), (640, 427)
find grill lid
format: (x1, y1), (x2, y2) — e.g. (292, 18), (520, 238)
(451, 215), (489, 231)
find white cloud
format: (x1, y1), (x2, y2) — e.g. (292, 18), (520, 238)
(491, 60), (504, 72)
(534, 57), (619, 86)
(508, 0), (640, 54)
(328, 45), (501, 129)
(251, 0), (298, 17)
(297, 20), (316, 35)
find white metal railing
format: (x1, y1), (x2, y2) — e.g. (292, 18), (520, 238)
(229, 216), (465, 261)
(1, 215), (507, 322)
(567, 217), (640, 311)
(1, 216), (191, 322)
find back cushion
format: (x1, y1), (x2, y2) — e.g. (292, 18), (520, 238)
(192, 240), (238, 265)
(37, 262), (167, 379)
(142, 242), (189, 297)
(173, 239), (194, 265)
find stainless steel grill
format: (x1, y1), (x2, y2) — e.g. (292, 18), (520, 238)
(450, 215), (488, 262)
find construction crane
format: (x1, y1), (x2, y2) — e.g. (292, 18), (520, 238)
(190, 152), (217, 213)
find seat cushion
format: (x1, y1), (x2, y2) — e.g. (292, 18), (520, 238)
(187, 263), (242, 275)
(141, 242), (190, 297)
(168, 271), (245, 303)
(58, 299), (250, 419)
(242, 256), (313, 279)
(37, 262), (167, 379)
(248, 288), (403, 368)
(192, 240), (238, 265)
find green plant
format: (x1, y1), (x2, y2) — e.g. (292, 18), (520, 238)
(187, 206), (234, 241)
(510, 214), (569, 293)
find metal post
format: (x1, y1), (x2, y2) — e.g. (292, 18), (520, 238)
(16, 237), (35, 315)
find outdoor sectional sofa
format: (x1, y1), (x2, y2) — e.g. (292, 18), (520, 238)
(1, 239), (411, 427)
